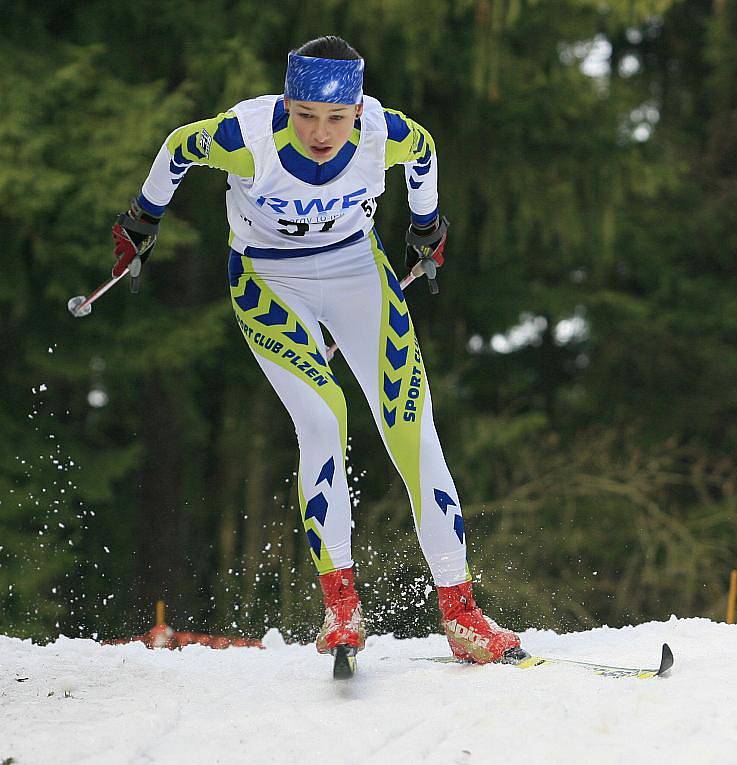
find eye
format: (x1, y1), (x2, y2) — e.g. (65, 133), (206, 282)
(330, 115), (345, 121)
(298, 112), (313, 119)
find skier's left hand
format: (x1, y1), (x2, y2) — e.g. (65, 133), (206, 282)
(405, 215), (449, 294)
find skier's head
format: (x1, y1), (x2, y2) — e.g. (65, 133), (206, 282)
(284, 36), (364, 164)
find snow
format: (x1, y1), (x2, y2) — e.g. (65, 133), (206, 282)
(1, 617), (735, 765)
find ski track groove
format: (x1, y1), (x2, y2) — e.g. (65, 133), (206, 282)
(362, 715), (428, 760)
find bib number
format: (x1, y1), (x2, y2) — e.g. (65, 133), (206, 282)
(361, 198), (376, 218)
(277, 218), (338, 236)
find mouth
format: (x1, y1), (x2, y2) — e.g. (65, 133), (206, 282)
(310, 145), (333, 159)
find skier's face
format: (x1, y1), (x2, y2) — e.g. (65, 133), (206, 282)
(285, 99), (364, 163)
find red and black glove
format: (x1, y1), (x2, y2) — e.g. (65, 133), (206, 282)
(112, 198), (161, 292)
(405, 215), (449, 294)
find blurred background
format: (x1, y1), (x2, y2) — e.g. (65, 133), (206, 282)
(1, 0), (736, 644)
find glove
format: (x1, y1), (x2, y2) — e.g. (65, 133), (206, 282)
(405, 215), (449, 294)
(112, 198), (161, 291)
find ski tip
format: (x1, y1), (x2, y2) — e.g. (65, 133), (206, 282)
(332, 645), (358, 680)
(658, 643), (674, 676)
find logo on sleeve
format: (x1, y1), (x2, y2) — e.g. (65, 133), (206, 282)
(198, 128), (213, 158)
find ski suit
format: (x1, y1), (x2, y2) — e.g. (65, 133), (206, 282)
(137, 94), (469, 586)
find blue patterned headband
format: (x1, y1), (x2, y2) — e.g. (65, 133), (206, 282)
(285, 53), (364, 104)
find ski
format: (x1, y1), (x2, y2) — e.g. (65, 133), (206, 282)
(409, 642), (673, 679)
(332, 645), (358, 679)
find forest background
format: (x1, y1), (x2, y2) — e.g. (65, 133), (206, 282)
(1, 0), (736, 643)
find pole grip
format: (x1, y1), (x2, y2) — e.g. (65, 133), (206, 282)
(156, 600), (166, 627)
(727, 570), (737, 624)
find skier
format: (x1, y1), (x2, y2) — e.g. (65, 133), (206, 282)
(112, 35), (522, 666)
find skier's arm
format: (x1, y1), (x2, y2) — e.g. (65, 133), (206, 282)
(384, 110), (447, 293)
(383, 109), (439, 227)
(137, 112), (255, 216)
(111, 112), (253, 278)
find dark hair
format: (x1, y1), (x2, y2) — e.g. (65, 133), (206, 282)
(294, 35), (361, 60)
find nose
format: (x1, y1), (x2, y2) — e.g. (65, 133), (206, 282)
(315, 120), (330, 143)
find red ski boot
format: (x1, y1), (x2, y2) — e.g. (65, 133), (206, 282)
(437, 581), (522, 664)
(316, 568), (366, 655)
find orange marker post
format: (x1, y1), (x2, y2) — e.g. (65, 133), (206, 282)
(727, 571), (737, 625)
(156, 600), (166, 627)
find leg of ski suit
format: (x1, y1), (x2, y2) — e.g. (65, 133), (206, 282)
(228, 230), (469, 586)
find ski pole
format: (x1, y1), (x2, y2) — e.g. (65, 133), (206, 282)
(325, 264), (425, 362)
(67, 255), (141, 318)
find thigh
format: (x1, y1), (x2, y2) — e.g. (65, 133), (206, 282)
(315, 232), (399, 406)
(229, 251), (347, 445)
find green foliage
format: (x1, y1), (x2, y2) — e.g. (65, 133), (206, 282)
(1, 0), (735, 643)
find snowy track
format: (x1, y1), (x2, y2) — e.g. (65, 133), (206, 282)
(2, 617), (736, 765)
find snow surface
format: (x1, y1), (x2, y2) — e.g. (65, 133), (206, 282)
(1, 617), (736, 765)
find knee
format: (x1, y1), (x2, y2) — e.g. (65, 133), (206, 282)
(293, 397), (347, 450)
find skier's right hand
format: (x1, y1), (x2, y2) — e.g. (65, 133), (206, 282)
(112, 198), (161, 278)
